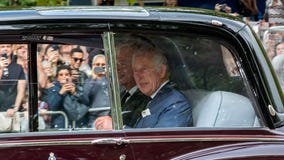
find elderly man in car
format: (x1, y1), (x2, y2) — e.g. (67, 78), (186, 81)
(95, 38), (192, 129)
(131, 40), (192, 128)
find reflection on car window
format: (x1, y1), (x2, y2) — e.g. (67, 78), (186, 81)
(221, 45), (240, 77)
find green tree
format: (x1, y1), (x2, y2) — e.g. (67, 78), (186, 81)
(0, 0), (67, 7)
(127, 0), (136, 6)
(36, 0), (67, 6)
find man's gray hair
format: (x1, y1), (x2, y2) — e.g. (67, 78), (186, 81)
(92, 54), (105, 64)
(131, 38), (168, 72)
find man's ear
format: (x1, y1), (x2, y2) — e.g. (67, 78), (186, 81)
(159, 64), (167, 78)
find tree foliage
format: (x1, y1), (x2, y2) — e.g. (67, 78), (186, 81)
(0, 0), (67, 7)
(127, 0), (136, 6)
(36, 0), (67, 6)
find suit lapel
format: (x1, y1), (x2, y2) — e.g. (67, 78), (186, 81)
(148, 83), (172, 109)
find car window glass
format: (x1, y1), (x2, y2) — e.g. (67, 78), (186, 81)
(0, 33), (262, 133)
(35, 42), (111, 131)
(0, 44), (27, 133)
(113, 33), (261, 129)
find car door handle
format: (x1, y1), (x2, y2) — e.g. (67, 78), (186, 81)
(91, 138), (130, 145)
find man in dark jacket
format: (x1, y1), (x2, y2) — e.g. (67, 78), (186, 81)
(94, 41), (150, 130)
(95, 36), (192, 129)
(131, 40), (192, 128)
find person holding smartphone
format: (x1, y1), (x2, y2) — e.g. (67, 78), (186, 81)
(69, 47), (88, 87)
(214, 3), (239, 17)
(82, 54), (110, 128)
(0, 44), (26, 131)
(42, 64), (88, 128)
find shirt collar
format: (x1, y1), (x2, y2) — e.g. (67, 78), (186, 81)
(128, 86), (138, 96)
(150, 80), (169, 99)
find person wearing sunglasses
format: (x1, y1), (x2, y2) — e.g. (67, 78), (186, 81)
(69, 47), (88, 87)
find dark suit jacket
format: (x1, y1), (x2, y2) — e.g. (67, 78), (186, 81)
(135, 83), (192, 128)
(122, 88), (151, 128)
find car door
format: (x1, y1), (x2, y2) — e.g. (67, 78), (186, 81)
(108, 19), (284, 159)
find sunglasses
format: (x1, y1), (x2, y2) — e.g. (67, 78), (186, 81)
(73, 57), (84, 63)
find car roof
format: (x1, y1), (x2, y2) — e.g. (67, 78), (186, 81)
(0, 6), (245, 32)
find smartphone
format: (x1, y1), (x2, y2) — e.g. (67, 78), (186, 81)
(51, 45), (59, 51)
(94, 66), (105, 74)
(66, 78), (72, 84)
(220, 4), (227, 10)
(1, 53), (7, 59)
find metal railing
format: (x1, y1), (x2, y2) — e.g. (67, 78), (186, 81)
(17, 107), (111, 131)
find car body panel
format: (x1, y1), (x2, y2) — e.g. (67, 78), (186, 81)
(1, 129), (284, 159)
(0, 131), (133, 159)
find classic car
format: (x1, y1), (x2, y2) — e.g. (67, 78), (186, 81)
(0, 6), (283, 160)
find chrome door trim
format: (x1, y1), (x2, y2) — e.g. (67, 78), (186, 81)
(1, 137), (284, 148)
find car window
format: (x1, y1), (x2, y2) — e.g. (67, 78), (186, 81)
(36, 41), (113, 131)
(0, 44), (27, 132)
(0, 32), (262, 133)
(113, 33), (261, 129)
(36, 43), (111, 131)
(0, 32), (113, 132)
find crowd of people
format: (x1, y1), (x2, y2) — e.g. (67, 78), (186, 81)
(0, 43), (107, 130)
(212, 1), (284, 93)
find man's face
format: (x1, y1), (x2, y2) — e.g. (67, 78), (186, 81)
(0, 44), (12, 57)
(116, 47), (136, 90)
(92, 56), (106, 77)
(71, 52), (84, 69)
(276, 43), (284, 56)
(132, 53), (165, 96)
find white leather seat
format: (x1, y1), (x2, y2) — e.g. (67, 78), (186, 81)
(183, 90), (260, 127)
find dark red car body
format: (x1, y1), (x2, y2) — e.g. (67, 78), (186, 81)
(0, 6), (283, 160)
